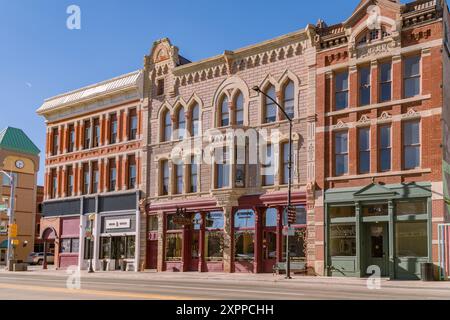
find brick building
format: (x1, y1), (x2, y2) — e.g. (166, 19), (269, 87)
(37, 71), (145, 271)
(314, 0), (450, 279)
(141, 34), (318, 273)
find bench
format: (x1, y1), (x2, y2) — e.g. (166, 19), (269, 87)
(273, 262), (306, 275)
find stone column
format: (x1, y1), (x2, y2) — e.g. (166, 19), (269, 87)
(157, 211), (165, 272)
(181, 224), (190, 272)
(223, 206), (234, 273)
(254, 207), (263, 273)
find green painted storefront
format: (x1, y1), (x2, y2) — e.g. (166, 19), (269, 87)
(325, 182), (432, 280)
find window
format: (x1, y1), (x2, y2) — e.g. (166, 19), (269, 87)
(379, 125), (391, 172)
(50, 169), (57, 199)
(191, 232), (199, 259)
(262, 144), (274, 186)
(282, 229), (306, 262)
(100, 237), (111, 259)
(216, 147), (230, 189)
(359, 67), (371, 106)
(148, 215), (158, 231)
(110, 114), (118, 144)
(52, 128), (59, 156)
(189, 156), (198, 193)
(205, 212), (224, 229)
(234, 210), (255, 261)
(161, 160), (169, 195)
(396, 199), (427, 216)
(60, 238), (79, 253)
(82, 163), (89, 195)
(404, 56), (421, 98)
(379, 62), (392, 102)
(2, 173), (17, 187)
(66, 166), (74, 197)
(396, 222), (428, 257)
(235, 92), (244, 125)
(166, 214), (182, 231)
(83, 120), (91, 150)
(84, 238), (94, 260)
(219, 96), (229, 127)
(282, 142), (291, 185)
(264, 86), (277, 123)
(128, 155), (137, 189)
(329, 206), (355, 219)
(358, 127), (370, 174)
(205, 231), (223, 261)
(108, 159), (116, 192)
(126, 237), (136, 259)
(362, 204), (388, 217)
(165, 233), (182, 261)
(162, 110), (172, 142)
(191, 104), (200, 137)
(330, 224), (356, 256)
(68, 125), (75, 153)
(176, 108), (185, 140)
(174, 163), (184, 194)
(403, 121), (420, 170)
(283, 81), (295, 120)
(335, 131), (348, 176)
(335, 72), (349, 110)
(92, 118), (100, 148)
(157, 78), (165, 96)
(91, 162), (99, 194)
(282, 206), (307, 226)
(129, 109), (138, 141)
(265, 208), (278, 227)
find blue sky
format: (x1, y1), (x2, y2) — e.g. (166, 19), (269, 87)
(0, 0), (362, 184)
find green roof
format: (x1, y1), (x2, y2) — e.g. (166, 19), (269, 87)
(0, 127), (40, 156)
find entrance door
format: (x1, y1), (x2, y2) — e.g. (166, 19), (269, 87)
(146, 240), (158, 269)
(0, 249), (6, 265)
(365, 223), (389, 277)
(112, 237), (125, 270)
(263, 230), (277, 272)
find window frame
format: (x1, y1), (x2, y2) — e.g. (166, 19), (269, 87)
(264, 85), (277, 124)
(335, 71), (349, 110)
(403, 55), (421, 99)
(358, 127), (371, 174)
(379, 62), (392, 102)
(334, 130), (349, 176)
(379, 125), (392, 172)
(403, 120), (421, 170)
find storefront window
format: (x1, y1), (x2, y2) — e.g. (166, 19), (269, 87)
(283, 206), (307, 225)
(330, 224), (356, 256)
(235, 231), (254, 261)
(100, 237), (111, 259)
(165, 233), (182, 261)
(265, 208), (277, 227)
(362, 203), (388, 217)
(126, 236), (135, 259)
(396, 199), (427, 216)
(191, 232), (199, 259)
(395, 222), (428, 257)
(329, 206), (355, 219)
(205, 231), (223, 261)
(60, 238), (79, 253)
(193, 213), (201, 230)
(282, 229), (306, 261)
(264, 231), (277, 260)
(206, 212), (224, 229)
(234, 209), (255, 228)
(167, 214), (182, 231)
(148, 215), (158, 231)
(60, 239), (71, 253)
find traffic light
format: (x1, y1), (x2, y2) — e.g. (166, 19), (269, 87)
(287, 206), (296, 225)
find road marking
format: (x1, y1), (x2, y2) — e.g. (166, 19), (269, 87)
(0, 283), (194, 300)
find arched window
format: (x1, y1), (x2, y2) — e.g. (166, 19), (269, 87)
(235, 92), (244, 125)
(176, 108), (185, 140)
(162, 109), (172, 142)
(219, 96), (229, 127)
(283, 81), (295, 120)
(264, 86), (277, 123)
(191, 104), (200, 137)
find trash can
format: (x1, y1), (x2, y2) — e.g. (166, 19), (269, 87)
(421, 263), (434, 281)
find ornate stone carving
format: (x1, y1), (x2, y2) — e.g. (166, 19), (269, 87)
(356, 115), (371, 127)
(378, 111), (392, 123)
(402, 108), (421, 119)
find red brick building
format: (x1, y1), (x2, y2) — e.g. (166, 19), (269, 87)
(314, 0), (450, 279)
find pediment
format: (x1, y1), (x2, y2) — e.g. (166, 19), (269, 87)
(354, 183), (398, 199)
(345, 0), (401, 28)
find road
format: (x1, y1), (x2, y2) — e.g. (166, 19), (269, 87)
(0, 271), (449, 300)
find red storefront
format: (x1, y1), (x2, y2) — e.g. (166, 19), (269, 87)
(58, 216), (80, 269)
(146, 191), (307, 273)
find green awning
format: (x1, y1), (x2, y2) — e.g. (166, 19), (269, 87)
(0, 240), (8, 249)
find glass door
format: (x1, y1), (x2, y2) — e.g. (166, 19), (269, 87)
(364, 222), (389, 277)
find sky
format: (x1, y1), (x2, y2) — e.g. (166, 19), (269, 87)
(0, 0), (365, 184)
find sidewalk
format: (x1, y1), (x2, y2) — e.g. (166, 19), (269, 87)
(3, 265), (449, 290)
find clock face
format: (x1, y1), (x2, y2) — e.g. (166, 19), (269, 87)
(15, 160), (24, 169)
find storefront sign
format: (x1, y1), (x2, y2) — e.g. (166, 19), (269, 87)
(106, 219), (131, 230)
(0, 222), (7, 235)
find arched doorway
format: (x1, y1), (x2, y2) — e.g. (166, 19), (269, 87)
(41, 227), (57, 270)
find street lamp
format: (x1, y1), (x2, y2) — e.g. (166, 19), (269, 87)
(0, 171), (16, 271)
(252, 86), (293, 279)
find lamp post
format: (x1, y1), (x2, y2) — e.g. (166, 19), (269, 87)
(252, 86), (293, 279)
(0, 171), (16, 271)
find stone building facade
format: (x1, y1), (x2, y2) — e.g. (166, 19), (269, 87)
(314, 0), (450, 279)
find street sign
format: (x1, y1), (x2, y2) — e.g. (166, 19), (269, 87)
(8, 224), (17, 238)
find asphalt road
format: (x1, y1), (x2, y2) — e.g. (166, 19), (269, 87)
(0, 272), (449, 300)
